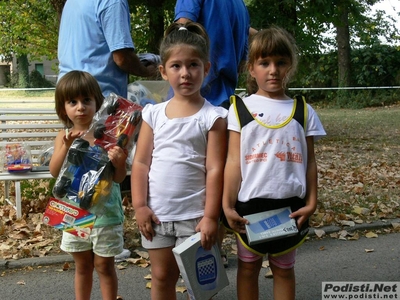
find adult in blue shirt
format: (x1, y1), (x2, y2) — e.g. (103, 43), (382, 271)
(58, 0), (155, 98)
(174, 0), (252, 108)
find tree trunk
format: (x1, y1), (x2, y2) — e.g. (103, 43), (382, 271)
(336, 1), (351, 87)
(17, 54), (30, 88)
(278, 0), (297, 37)
(147, 0), (167, 54)
(50, 0), (66, 22)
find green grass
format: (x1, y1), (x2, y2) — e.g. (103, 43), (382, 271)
(0, 90), (55, 109)
(0, 89), (55, 98)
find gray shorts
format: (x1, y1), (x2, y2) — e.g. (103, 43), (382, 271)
(61, 224), (123, 257)
(141, 218), (202, 249)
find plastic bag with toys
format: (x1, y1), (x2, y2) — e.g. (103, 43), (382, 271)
(38, 142), (54, 166)
(52, 138), (114, 215)
(5, 142), (32, 173)
(127, 80), (170, 106)
(52, 93), (143, 215)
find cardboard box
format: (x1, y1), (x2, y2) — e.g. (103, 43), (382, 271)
(244, 207), (298, 245)
(172, 232), (229, 300)
(42, 197), (96, 239)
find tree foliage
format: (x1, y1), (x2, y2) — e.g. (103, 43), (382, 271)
(0, 0), (59, 61)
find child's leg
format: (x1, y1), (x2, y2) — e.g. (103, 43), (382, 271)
(237, 258), (263, 300)
(269, 250), (297, 300)
(148, 247), (180, 300)
(71, 251), (95, 300)
(91, 225), (124, 300)
(236, 238), (263, 300)
(94, 255), (118, 300)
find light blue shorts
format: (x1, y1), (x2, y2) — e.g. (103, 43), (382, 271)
(60, 224), (123, 257)
(236, 237), (296, 269)
(141, 218), (202, 249)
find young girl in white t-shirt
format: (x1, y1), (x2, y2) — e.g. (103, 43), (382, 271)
(222, 26), (326, 300)
(131, 22), (227, 299)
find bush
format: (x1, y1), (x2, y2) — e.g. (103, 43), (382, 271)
(29, 70), (54, 88)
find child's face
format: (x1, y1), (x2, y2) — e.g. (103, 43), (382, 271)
(64, 95), (97, 130)
(249, 55), (291, 99)
(159, 45), (210, 99)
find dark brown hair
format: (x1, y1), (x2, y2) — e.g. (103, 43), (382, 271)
(159, 22), (210, 66)
(55, 70), (103, 127)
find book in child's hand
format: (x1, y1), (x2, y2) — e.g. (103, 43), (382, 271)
(244, 207), (298, 245)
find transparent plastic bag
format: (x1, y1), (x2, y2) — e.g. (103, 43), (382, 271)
(52, 93), (143, 215)
(127, 81), (170, 105)
(52, 138), (113, 215)
(37, 142), (54, 166)
(5, 142), (32, 173)
(91, 93), (143, 155)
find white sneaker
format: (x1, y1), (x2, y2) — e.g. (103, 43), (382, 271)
(115, 249), (131, 262)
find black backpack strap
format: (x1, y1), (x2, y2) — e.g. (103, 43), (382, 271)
(293, 95), (307, 131)
(230, 94), (254, 129)
(231, 94), (307, 131)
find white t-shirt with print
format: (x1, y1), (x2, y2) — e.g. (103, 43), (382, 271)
(227, 94), (326, 202)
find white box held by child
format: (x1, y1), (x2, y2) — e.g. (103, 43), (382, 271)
(172, 232), (229, 300)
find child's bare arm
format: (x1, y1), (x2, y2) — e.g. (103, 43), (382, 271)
(49, 129), (83, 177)
(131, 121), (159, 241)
(108, 146), (127, 183)
(290, 136), (318, 227)
(196, 118), (227, 250)
(222, 130), (248, 234)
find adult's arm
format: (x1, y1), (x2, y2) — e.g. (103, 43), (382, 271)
(113, 49), (156, 77)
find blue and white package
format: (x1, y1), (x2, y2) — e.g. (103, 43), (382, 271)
(244, 207), (298, 245)
(172, 232), (229, 300)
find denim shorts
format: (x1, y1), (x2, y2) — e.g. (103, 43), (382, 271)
(61, 224), (123, 257)
(141, 218), (202, 249)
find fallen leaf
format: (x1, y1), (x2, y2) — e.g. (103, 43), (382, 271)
(176, 286), (187, 293)
(314, 229), (326, 238)
(353, 206), (363, 215)
(144, 274), (152, 280)
(319, 246), (325, 251)
(134, 250), (149, 259)
(62, 262), (70, 271)
(262, 260), (269, 268)
(330, 232), (338, 239)
(348, 232), (360, 240)
(146, 282), (152, 289)
(365, 249), (374, 253)
(340, 220), (355, 227)
(264, 268), (273, 278)
(392, 222), (400, 230)
(17, 280), (26, 285)
(365, 231), (378, 238)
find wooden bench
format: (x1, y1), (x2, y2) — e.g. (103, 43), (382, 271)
(0, 108), (63, 218)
